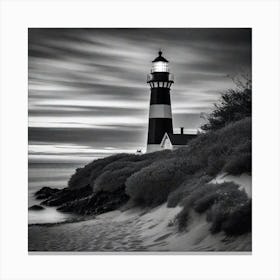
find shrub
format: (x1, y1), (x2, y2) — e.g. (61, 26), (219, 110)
(176, 202), (191, 231)
(207, 203), (227, 233)
(206, 155), (226, 176)
(88, 154), (138, 186)
(187, 183), (233, 208)
(175, 183), (219, 230)
(221, 200), (252, 235)
(175, 182), (250, 233)
(167, 174), (213, 208)
(223, 153), (251, 175)
(167, 174), (203, 208)
(207, 188), (250, 234)
(234, 139), (252, 154)
(125, 158), (195, 206)
(174, 118), (252, 177)
(193, 192), (219, 213)
(93, 161), (147, 193)
(201, 77), (251, 131)
(68, 153), (129, 189)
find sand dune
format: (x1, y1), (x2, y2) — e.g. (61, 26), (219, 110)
(29, 203), (251, 252)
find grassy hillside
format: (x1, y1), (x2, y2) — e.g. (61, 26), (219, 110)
(40, 117), (250, 236)
(68, 117), (251, 193)
(35, 78), (252, 236)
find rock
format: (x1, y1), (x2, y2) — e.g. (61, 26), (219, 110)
(35, 186), (60, 200)
(40, 185), (93, 207)
(29, 205), (44, 211)
(34, 184), (128, 217)
(57, 187), (129, 216)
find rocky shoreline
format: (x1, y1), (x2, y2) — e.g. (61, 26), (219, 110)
(31, 185), (129, 217)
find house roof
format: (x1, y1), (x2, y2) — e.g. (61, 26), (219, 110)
(166, 133), (197, 145)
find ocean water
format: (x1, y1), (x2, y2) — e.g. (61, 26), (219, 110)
(28, 162), (83, 224)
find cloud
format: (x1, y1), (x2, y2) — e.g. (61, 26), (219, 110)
(29, 125), (147, 148)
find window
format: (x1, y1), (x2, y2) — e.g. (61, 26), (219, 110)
(152, 62), (169, 72)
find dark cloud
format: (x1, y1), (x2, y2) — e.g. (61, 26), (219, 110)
(29, 126), (147, 148)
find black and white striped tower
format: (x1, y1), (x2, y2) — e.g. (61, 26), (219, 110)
(146, 51), (174, 153)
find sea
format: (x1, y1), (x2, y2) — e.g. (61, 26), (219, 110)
(28, 162), (85, 224)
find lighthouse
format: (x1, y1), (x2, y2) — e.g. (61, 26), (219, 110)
(146, 51), (174, 153)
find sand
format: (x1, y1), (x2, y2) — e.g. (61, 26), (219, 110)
(29, 173), (252, 252)
(29, 203), (251, 252)
(210, 173), (252, 198)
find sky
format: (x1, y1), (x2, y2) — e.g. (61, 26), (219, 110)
(28, 28), (251, 166)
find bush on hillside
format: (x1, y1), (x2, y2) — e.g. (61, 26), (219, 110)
(68, 153), (129, 189)
(176, 182), (223, 230)
(201, 77), (251, 131)
(93, 161), (148, 193)
(186, 117), (251, 176)
(193, 192), (219, 213)
(176, 182), (251, 236)
(91, 150), (174, 194)
(207, 188), (250, 234)
(234, 139), (251, 154)
(167, 173), (213, 208)
(206, 153), (227, 176)
(223, 153), (251, 175)
(221, 200), (252, 235)
(177, 203), (191, 231)
(176, 183), (222, 227)
(175, 179), (218, 231)
(125, 158), (199, 206)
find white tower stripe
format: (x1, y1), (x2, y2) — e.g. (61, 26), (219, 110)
(146, 144), (162, 153)
(149, 104), (172, 119)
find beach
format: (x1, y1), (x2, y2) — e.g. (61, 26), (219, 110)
(29, 204), (251, 252)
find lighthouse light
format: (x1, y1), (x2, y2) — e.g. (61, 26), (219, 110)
(152, 61), (169, 72)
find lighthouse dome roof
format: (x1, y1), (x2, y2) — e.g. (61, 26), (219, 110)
(152, 51), (169, 63)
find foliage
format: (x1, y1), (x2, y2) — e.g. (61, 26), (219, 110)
(177, 117), (252, 177)
(221, 200), (252, 235)
(125, 158), (198, 206)
(206, 187), (250, 235)
(201, 78), (251, 131)
(68, 153), (129, 189)
(93, 161), (148, 193)
(176, 182), (251, 236)
(223, 153), (251, 175)
(167, 174), (213, 208)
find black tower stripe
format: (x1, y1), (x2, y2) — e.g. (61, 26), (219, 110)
(150, 88), (171, 105)
(148, 118), (173, 144)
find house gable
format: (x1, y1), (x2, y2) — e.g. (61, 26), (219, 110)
(160, 133), (173, 150)
(160, 132), (197, 150)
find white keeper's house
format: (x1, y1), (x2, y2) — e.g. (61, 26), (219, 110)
(160, 128), (197, 150)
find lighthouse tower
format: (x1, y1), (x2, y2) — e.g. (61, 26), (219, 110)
(146, 51), (174, 153)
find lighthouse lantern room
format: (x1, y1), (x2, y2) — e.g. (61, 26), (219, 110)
(146, 51), (174, 153)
